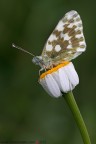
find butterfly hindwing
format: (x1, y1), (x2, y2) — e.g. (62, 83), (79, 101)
(41, 10), (86, 63)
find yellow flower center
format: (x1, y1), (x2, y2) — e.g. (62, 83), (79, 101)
(40, 61), (70, 79)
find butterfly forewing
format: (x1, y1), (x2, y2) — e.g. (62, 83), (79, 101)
(41, 10), (86, 63)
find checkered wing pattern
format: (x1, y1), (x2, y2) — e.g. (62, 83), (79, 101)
(41, 10), (86, 63)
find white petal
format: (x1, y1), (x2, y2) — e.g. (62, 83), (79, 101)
(52, 68), (73, 92)
(39, 78), (54, 97)
(58, 67), (71, 92)
(64, 62), (79, 87)
(45, 74), (62, 97)
(52, 71), (62, 90)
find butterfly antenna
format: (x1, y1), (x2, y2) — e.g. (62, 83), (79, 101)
(12, 43), (35, 57)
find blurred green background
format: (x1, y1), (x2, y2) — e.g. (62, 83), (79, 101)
(0, 0), (96, 143)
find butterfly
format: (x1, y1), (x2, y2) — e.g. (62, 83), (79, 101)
(32, 10), (86, 72)
(13, 10), (86, 73)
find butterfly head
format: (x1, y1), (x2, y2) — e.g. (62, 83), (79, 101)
(32, 55), (52, 70)
(32, 56), (43, 67)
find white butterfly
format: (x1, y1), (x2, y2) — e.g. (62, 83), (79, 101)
(32, 10), (86, 72)
(13, 10), (86, 73)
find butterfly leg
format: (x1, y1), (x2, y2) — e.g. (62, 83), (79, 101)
(39, 67), (47, 75)
(39, 68), (43, 75)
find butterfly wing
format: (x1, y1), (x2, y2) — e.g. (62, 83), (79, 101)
(41, 10), (86, 63)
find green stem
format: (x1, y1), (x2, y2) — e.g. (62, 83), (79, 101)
(63, 91), (91, 144)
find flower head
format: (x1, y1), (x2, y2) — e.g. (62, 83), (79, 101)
(39, 62), (79, 98)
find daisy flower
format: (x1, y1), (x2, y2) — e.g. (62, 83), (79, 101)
(39, 61), (79, 97)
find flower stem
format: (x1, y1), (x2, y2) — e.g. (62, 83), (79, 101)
(63, 91), (91, 144)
